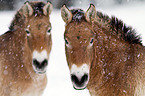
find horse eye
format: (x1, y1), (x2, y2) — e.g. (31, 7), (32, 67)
(25, 30), (30, 36)
(47, 28), (51, 33)
(47, 28), (51, 35)
(65, 39), (69, 45)
(26, 30), (30, 34)
(90, 38), (94, 44)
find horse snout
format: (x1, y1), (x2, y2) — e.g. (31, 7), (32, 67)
(32, 50), (49, 74)
(71, 74), (88, 90)
(70, 64), (90, 90)
(32, 58), (48, 74)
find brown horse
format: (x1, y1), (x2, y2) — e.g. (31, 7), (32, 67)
(61, 4), (145, 96)
(0, 1), (52, 96)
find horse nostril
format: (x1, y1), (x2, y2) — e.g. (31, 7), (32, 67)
(71, 74), (88, 87)
(33, 59), (40, 67)
(71, 75), (79, 84)
(33, 59), (48, 69)
(41, 59), (48, 67)
(81, 74), (88, 83)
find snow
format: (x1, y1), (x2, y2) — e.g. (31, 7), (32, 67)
(0, 3), (145, 96)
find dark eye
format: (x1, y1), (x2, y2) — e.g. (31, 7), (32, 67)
(25, 29), (30, 36)
(47, 28), (51, 33)
(65, 39), (69, 45)
(47, 27), (52, 35)
(90, 38), (94, 44)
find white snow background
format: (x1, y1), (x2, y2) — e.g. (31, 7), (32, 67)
(0, 2), (145, 96)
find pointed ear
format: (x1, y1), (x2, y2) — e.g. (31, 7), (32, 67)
(43, 2), (53, 16)
(85, 4), (96, 23)
(22, 1), (33, 17)
(61, 5), (72, 24)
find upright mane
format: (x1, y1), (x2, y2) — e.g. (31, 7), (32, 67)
(29, 1), (45, 15)
(9, 1), (46, 31)
(96, 11), (142, 45)
(70, 9), (85, 22)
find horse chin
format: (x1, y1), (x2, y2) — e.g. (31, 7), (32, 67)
(34, 69), (46, 74)
(73, 85), (87, 90)
(32, 64), (47, 74)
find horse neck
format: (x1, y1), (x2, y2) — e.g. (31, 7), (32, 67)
(0, 29), (37, 80)
(89, 23), (144, 89)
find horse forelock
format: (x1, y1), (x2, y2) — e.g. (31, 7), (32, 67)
(70, 9), (85, 22)
(29, 1), (46, 16)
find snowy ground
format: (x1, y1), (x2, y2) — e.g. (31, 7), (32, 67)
(0, 2), (145, 96)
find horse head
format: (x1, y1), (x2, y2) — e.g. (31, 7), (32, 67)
(22, 1), (53, 74)
(61, 4), (96, 90)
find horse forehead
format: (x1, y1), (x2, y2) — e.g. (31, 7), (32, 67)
(66, 22), (92, 33)
(68, 21), (91, 29)
(28, 20), (50, 31)
(28, 16), (50, 25)
(66, 27), (93, 39)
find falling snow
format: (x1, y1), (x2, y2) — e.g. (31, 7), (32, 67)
(0, 2), (144, 96)
(137, 53), (140, 58)
(5, 65), (8, 69)
(123, 90), (127, 93)
(21, 65), (24, 67)
(3, 70), (8, 75)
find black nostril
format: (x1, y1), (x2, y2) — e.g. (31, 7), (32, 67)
(33, 59), (40, 67)
(71, 74), (88, 87)
(71, 75), (79, 84)
(33, 59), (48, 69)
(81, 74), (88, 83)
(41, 59), (48, 67)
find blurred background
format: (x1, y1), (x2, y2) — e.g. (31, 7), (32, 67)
(0, 0), (145, 10)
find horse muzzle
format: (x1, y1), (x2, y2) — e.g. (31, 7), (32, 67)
(71, 73), (89, 90)
(32, 50), (49, 74)
(70, 64), (90, 90)
(32, 58), (48, 74)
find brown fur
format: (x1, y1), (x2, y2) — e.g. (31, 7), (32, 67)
(64, 21), (94, 67)
(62, 5), (145, 96)
(0, 1), (52, 96)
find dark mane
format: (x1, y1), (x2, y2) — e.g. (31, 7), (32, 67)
(70, 9), (85, 22)
(29, 1), (45, 15)
(96, 11), (142, 45)
(9, 1), (46, 31)
(110, 17), (142, 45)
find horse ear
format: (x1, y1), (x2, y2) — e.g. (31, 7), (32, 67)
(22, 1), (33, 17)
(61, 5), (72, 24)
(85, 4), (96, 23)
(43, 2), (53, 16)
